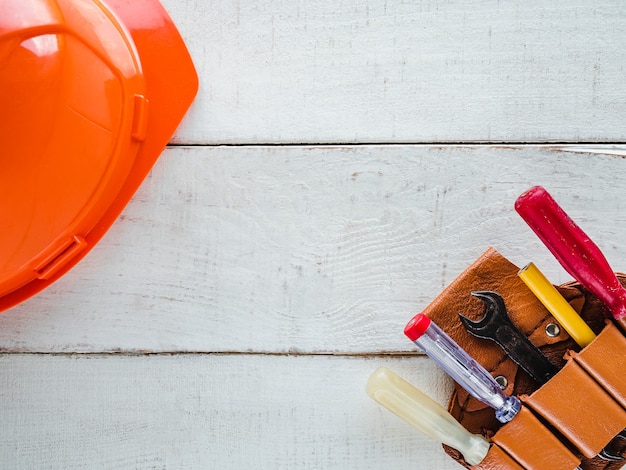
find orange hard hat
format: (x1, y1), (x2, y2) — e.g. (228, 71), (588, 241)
(0, 0), (198, 311)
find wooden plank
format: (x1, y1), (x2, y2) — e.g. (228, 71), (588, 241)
(162, 0), (626, 144)
(0, 354), (459, 470)
(2, 145), (626, 354)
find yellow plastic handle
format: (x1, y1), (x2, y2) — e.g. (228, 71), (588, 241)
(518, 262), (596, 348)
(366, 367), (489, 466)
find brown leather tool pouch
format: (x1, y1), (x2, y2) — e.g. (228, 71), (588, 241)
(421, 247), (626, 470)
(572, 321), (626, 410)
(478, 444), (524, 470)
(523, 352), (626, 459)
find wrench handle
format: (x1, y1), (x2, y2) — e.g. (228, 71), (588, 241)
(515, 186), (626, 332)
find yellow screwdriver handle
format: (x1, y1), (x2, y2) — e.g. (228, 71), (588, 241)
(366, 367), (490, 466)
(518, 262), (596, 348)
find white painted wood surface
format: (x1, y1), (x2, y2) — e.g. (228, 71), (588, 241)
(2, 145), (626, 354)
(163, 0), (626, 144)
(0, 355), (454, 469)
(3, 1), (626, 469)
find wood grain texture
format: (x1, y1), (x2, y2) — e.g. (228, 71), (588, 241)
(162, 0), (626, 144)
(6, 1), (626, 468)
(0, 354), (457, 470)
(2, 145), (625, 354)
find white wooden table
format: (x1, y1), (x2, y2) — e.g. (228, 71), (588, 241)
(2, 1), (626, 468)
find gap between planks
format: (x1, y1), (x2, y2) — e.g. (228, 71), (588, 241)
(167, 142), (626, 148)
(0, 350), (426, 358)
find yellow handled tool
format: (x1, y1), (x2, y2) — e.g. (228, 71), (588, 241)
(518, 262), (596, 348)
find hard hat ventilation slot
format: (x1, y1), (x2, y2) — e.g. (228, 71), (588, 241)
(131, 94), (149, 141)
(34, 235), (88, 280)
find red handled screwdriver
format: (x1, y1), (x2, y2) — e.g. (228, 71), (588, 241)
(515, 186), (626, 334)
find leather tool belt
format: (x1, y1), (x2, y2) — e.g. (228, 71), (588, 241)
(423, 247), (626, 470)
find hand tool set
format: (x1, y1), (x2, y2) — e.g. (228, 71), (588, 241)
(367, 186), (626, 469)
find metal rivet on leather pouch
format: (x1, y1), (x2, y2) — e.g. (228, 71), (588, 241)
(545, 323), (561, 337)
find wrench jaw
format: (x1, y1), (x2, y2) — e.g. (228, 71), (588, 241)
(458, 291), (506, 340)
(471, 291), (508, 319)
(458, 291), (506, 333)
(458, 312), (494, 341)
(459, 310), (546, 386)
(463, 291), (558, 382)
